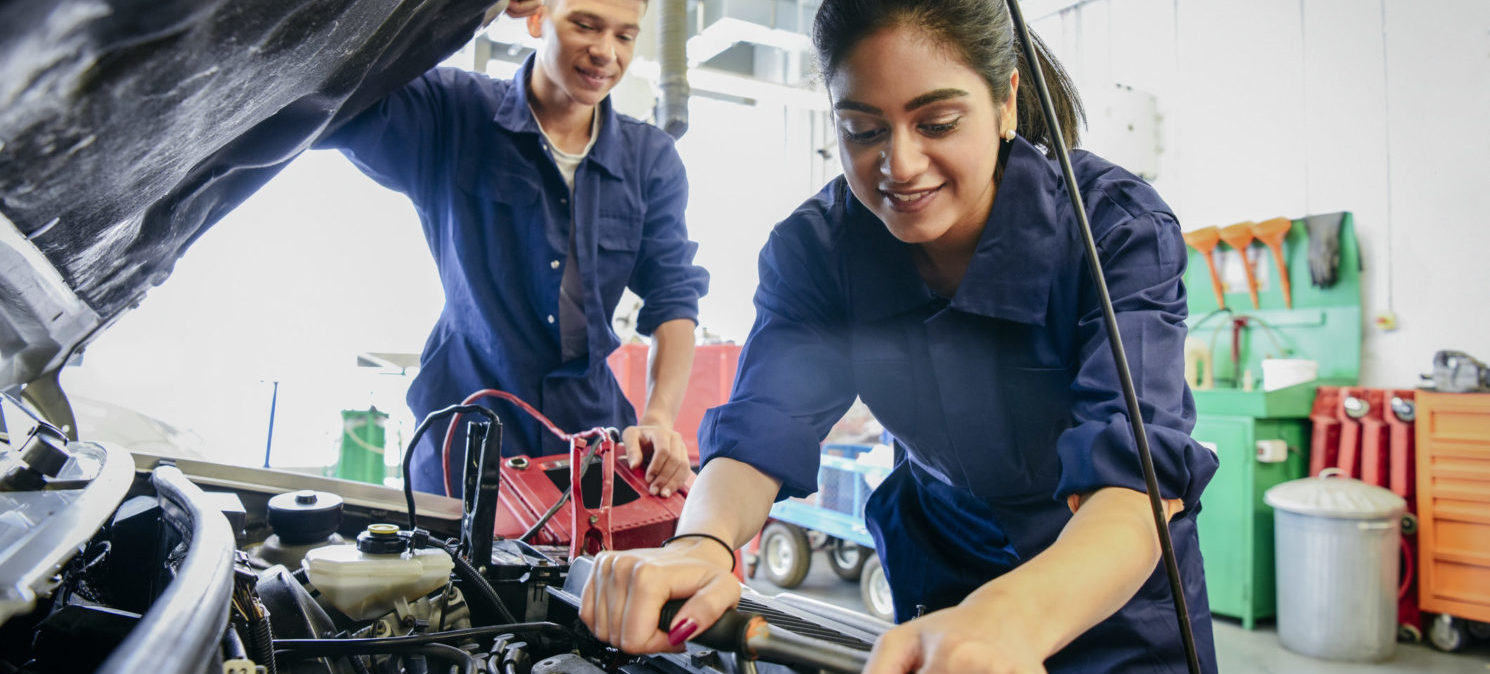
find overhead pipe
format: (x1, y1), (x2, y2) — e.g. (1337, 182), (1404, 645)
(656, 0), (690, 139)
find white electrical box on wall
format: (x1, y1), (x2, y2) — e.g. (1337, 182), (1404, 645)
(1081, 83), (1161, 181)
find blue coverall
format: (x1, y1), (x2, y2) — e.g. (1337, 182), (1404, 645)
(700, 136), (1219, 672)
(324, 57), (709, 495)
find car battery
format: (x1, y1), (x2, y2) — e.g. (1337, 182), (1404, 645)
(493, 449), (685, 559)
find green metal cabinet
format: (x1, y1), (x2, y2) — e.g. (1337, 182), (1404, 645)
(1182, 214), (1362, 629)
(1192, 397), (1309, 629)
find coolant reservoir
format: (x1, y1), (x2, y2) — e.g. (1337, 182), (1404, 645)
(302, 524), (453, 620)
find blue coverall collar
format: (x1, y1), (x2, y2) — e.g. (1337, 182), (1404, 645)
(493, 55), (626, 179)
(845, 135), (1068, 326)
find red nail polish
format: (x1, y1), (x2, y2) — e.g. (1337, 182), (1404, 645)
(667, 618), (698, 646)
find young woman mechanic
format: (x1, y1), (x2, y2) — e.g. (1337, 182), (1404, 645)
(580, 0), (1220, 671)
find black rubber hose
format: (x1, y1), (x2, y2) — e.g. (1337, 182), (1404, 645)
(244, 609), (277, 674)
(402, 404), (499, 531)
(273, 623), (568, 652)
(446, 542), (520, 625)
(277, 643), (478, 674)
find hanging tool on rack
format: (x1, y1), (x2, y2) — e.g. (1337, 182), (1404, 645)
(1305, 212), (1344, 288)
(1220, 221), (1260, 309)
(1251, 217), (1293, 309)
(1183, 226), (1228, 310)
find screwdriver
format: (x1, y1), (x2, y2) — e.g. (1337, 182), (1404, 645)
(659, 601), (869, 674)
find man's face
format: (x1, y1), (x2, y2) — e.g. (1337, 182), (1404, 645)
(528, 0), (645, 107)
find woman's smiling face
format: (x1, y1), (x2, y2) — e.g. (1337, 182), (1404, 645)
(827, 23), (1015, 249)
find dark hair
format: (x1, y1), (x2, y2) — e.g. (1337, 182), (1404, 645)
(813, 0), (1084, 153)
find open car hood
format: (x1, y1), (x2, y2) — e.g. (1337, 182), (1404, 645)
(0, 0), (491, 391)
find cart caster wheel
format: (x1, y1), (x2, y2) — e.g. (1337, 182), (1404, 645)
(806, 528), (829, 550)
(826, 538), (869, 581)
(859, 554), (895, 623)
(1429, 614), (1469, 652)
(760, 522), (811, 589)
(1397, 623), (1421, 643)
(1468, 620), (1490, 641)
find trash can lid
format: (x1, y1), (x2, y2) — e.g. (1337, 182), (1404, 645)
(1264, 469), (1406, 519)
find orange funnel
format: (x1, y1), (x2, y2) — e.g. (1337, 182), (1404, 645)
(1251, 217), (1293, 309)
(1182, 226), (1227, 310)
(1220, 221), (1259, 309)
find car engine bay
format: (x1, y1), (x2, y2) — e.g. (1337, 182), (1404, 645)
(0, 406), (883, 674)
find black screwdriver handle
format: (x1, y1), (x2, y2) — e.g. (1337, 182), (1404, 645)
(658, 600), (759, 653)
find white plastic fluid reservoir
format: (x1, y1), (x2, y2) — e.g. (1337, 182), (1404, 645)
(302, 524), (453, 620)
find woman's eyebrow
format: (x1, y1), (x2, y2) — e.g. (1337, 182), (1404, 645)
(833, 88), (970, 115)
(904, 88), (969, 111)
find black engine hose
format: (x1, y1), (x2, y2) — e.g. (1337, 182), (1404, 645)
(243, 612), (277, 674)
(273, 622), (567, 652)
(277, 643), (479, 674)
(402, 404), (500, 531)
(446, 543), (519, 625)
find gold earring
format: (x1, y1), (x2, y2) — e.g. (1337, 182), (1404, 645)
(1003, 128), (1016, 141)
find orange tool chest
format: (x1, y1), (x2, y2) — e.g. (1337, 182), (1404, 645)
(1415, 391), (1490, 624)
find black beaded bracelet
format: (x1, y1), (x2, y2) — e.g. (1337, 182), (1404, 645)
(661, 532), (737, 572)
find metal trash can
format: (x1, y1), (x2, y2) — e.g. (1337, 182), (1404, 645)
(1264, 468), (1406, 662)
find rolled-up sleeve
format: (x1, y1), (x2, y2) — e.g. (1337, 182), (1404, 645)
(631, 141), (709, 336)
(700, 217), (857, 501)
(1054, 211), (1218, 510)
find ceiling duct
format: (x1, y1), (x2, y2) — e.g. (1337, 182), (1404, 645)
(688, 0), (814, 78)
(657, 0), (690, 138)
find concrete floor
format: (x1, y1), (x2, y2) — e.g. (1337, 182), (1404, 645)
(746, 549), (1490, 672)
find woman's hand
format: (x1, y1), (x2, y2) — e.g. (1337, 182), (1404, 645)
(868, 487), (1169, 673)
(579, 538), (740, 654)
(864, 595), (1049, 674)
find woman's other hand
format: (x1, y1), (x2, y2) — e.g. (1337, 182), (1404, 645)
(864, 597), (1049, 674)
(579, 537), (740, 654)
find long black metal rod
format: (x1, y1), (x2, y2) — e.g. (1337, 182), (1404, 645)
(1003, 2), (1201, 672)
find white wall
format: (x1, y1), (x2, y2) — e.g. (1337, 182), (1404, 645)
(1033, 0), (1490, 388)
(63, 150), (441, 467)
(61, 2), (1490, 466)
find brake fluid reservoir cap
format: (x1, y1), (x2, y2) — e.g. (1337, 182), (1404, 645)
(357, 523), (408, 554)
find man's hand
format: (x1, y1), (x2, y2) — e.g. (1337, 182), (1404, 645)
(505, 0), (543, 18)
(621, 423), (694, 497)
(865, 597), (1048, 674)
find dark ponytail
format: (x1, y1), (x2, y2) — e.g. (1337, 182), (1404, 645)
(812, 0), (1084, 155)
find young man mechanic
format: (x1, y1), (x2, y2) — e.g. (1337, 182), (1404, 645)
(323, 0), (708, 499)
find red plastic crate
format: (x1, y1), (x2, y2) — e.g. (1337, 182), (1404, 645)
(607, 343), (742, 465)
